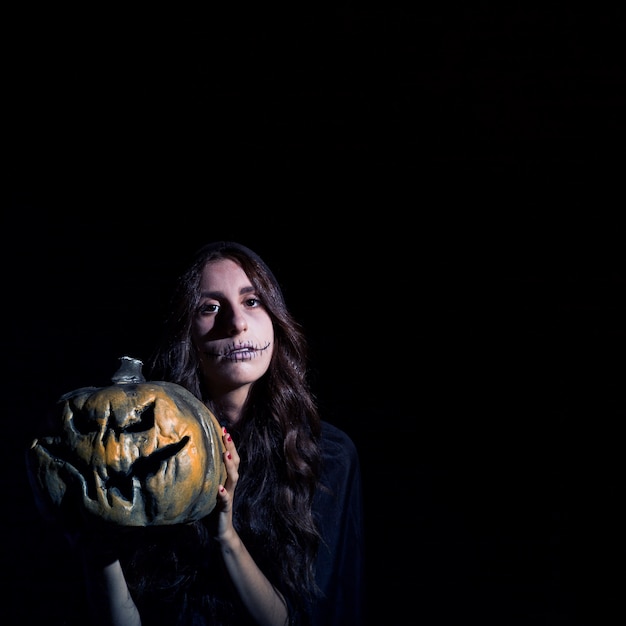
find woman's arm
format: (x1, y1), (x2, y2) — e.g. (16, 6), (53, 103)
(218, 526), (289, 626)
(216, 429), (289, 626)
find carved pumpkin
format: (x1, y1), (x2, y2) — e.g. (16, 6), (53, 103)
(27, 356), (226, 527)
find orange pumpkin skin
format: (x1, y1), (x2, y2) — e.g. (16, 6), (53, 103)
(27, 357), (227, 527)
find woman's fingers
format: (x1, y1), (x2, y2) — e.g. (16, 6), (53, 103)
(222, 428), (240, 492)
(215, 428), (239, 536)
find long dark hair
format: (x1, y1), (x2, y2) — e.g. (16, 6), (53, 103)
(126, 241), (324, 624)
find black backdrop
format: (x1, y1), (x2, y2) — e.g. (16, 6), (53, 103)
(4, 7), (625, 625)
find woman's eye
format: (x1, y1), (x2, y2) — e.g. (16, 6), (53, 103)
(199, 303), (219, 314)
(245, 298), (261, 308)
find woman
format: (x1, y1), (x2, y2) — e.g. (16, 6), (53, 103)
(74, 241), (364, 625)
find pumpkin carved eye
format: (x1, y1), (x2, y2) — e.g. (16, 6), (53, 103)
(123, 405), (156, 433)
(27, 357), (227, 527)
(71, 400), (156, 436)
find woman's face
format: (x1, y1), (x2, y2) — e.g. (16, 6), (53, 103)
(192, 258), (274, 397)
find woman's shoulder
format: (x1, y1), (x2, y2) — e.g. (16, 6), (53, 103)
(319, 421), (360, 469)
(320, 420), (357, 448)
(316, 421), (363, 521)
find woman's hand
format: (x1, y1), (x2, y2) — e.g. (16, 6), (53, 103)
(215, 427), (241, 540)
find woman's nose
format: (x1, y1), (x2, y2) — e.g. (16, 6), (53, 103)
(227, 310), (248, 335)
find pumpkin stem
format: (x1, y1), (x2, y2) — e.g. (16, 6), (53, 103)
(111, 356), (146, 384)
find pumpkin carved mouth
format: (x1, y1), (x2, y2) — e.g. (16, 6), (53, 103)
(26, 357), (227, 527)
(32, 433), (190, 506)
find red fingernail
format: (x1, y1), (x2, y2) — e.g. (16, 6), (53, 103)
(227, 453), (232, 459)
(227, 435), (232, 442)
(223, 427), (227, 434)
(220, 486), (225, 492)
